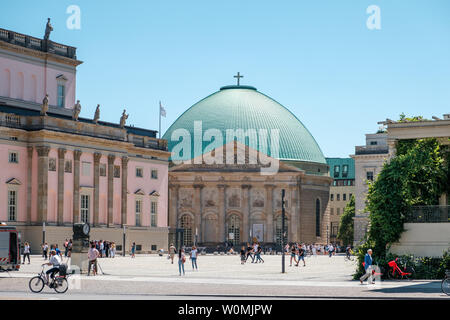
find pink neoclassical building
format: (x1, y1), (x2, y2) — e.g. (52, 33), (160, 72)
(0, 24), (170, 253)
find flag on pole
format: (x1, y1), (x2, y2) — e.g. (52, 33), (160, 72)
(159, 101), (166, 117)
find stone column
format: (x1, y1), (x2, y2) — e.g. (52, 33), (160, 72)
(168, 184), (179, 229)
(26, 146), (33, 225)
(57, 148), (66, 225)
(387, 139), (397, 159)
(265, 184), (275, 244)
(107, 154), (115, 227)
(217, 184), (227, 244)
(73, 150), (82, 224)
(289, 185), (298, 242)
(121, 156), (129, 227)
(193, 183), (204, 243)
(93, 152), (102, 227)
(36, 146), (50, 223)
(241, 184), (251, 243)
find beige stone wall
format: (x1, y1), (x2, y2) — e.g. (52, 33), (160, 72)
(328, 185), (355, 243)
(389, 223), (450, 257)
(299, 186), (330, 244)
(16, 225), (168, 253)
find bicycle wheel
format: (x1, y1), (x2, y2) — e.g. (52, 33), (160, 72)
(405, 267), (415, 280)
(441, 278), (450, 296)
(29, 276), (45, 293)
(54, 277), (68, 293)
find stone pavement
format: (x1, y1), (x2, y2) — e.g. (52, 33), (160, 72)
(0, 254), (447, 299)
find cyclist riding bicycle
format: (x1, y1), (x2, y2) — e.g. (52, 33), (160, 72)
(43, 250), (61, 286)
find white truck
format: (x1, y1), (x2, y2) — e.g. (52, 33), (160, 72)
(0, 224), (20, 271)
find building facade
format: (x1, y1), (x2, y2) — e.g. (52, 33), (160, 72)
(0, 26), (170, 253)
(351, 133), (389, 246)
(325, 157), (355, 245)
(163, 84), (332, 248)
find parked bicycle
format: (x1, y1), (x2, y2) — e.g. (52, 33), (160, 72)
(29, 264), (69, 293)
(386, 258), (415, 280)
(442, 270), (450, 296)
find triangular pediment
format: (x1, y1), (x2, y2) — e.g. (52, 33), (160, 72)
(134, 189), (145, 195)
(149, 190), (160, 197)
(170, 140), (302, 173)
(6, 178), (21, 185)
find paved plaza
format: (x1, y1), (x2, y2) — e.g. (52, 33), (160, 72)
(0, 253), (447, 300)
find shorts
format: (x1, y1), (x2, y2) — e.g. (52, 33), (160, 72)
(298, 255), (305, 261)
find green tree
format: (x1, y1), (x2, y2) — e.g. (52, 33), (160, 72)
(366, 138), (447, 259)
(337, 195), (355, 246)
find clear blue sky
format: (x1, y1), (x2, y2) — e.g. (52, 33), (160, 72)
(2, 0), (449, 158)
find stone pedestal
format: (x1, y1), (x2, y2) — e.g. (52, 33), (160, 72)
(70, 238), (89, 274)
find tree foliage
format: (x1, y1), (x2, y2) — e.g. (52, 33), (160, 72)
(337, 195), (355, 246)
(366, 138), (448, 258)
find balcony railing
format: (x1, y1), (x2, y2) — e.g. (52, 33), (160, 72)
(405, 205), (450, 223)
(0, 28), (77, 59)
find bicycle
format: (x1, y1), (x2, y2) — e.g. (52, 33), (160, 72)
(344, 250), (354, 261)
(442, 270), (450, 296)
(386, 258), (415, 280)
(29, 265), (69, 293)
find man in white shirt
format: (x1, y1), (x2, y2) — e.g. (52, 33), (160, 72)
(87, 243), (100, 276)
(44, 250), (61, 284)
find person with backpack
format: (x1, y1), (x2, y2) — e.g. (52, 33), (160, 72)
(23, 242), (31, 264)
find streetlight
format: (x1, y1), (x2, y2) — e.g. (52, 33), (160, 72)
(42, 222), (46, 246)
(281, 189), (286, 274)
(122, 225), (126, 257)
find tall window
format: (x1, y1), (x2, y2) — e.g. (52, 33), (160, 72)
(151, 169), (158, 179)
(366, 171), (374, 181)
(135, 199), (142, 227)
(315, 199), (321, 237)
(342, 165), (349, 178)
(81, 194), (90, 223)
(8, 152), (18, 163)
(333, 165), (340, 178)
(337, 194), (340, 201)
(227, 215), (240, 246)
(180, 215), (193, 246)
(136, 167), (143, 178)
(343, 194), (347, 201)
(275, 215), (288, 246)
(330, 194), (334, 201)
(8, 190), (17, 221)
(57, 84), (65, 107)
(151, 201), (157, 227)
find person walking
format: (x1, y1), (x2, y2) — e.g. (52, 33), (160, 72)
(255, 245), (264, 263)
(63, 239), (69, 257)
(245, 243), (254, 263)
(360, 249), (374, 284)
(131, 242), (136, 258)
(190, 246), (198, 270)
(240, 246), (246, 264)
(110, 242), (116, 258)
(296, 244), (306, 267)
(290, 244), (298, 267)
(169, 243), (177, 264)
(23, 242), (31, 264)
(42, 243), (48, 260)
(178, 248), (186, 276)
(67, 240), (72, 258)
(328, 244), (334, 258)
(87, 243), (100, 276)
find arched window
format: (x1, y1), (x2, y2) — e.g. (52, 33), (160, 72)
(180, 214), (193, 247)
(316, 199), (321, 237)
(275, 215), (288, 246)
(227, 215), (240, 246)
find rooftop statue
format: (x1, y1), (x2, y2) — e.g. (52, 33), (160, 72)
(40, 94), (49, 116)
(73, 100), (81, 121)
(93, 104), (100, 124)
(120, 109), (128, 128)
(44, 18), (53, 40)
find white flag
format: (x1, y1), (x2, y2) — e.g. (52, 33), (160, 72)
(160, 101), (166, 117)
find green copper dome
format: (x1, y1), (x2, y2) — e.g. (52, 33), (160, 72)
(163, 85), (326, 165)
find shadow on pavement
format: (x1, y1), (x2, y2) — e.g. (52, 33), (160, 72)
(372, 281), (442, 294)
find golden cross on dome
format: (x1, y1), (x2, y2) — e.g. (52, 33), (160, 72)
(234, 72), (243, 86)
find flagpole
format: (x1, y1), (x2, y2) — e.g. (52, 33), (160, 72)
(159, 101), (161, 139)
